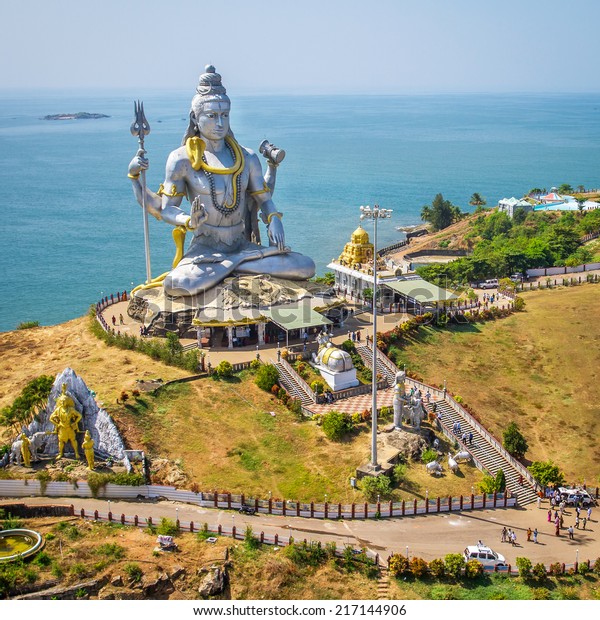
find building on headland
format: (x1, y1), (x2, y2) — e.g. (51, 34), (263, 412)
(497, 197), (533, 218)
(328, 225), (457, 314)
(327, 225), (403, 300)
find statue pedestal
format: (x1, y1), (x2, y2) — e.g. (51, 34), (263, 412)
(317, 365), (359, 392)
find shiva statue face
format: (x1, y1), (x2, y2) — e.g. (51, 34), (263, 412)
(196, 101), (230, 142)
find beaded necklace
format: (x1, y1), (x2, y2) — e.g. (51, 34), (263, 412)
(202, 139), (242, 216)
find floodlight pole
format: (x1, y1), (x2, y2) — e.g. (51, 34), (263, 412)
(360, 204), (392, 470)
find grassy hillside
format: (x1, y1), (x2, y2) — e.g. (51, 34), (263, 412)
(393, 284), (600, 483)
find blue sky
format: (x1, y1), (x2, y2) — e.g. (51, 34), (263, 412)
(2, 0), (600, 94)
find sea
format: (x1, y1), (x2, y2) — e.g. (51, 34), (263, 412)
(1, 91), (600, 332)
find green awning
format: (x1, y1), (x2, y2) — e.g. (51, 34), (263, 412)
(262, 301), (332, 332)
(383, 280), (458, 304)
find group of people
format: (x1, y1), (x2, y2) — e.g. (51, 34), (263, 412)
(544, 498), (593, 538)
(346, 329), (362, 343)
(111, 313), (125, 326)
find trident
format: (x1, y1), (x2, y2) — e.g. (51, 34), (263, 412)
(130, 101), (152, 284)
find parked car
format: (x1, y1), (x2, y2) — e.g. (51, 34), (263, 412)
(479, 279), (499, 289)
(239, 505), (257, 515)
(463, 543), (507, 568)
(558, 487), (596, 507)
(509, 274), (524, 283)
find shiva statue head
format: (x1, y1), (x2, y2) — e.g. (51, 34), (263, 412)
(182, 65), (232, 145)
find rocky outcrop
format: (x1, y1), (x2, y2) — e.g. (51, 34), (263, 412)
(42, 113), (109, 120)
(198, 565), (228, 597)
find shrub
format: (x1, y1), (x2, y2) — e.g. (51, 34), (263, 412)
(528, 460), (565, 488)
(444, 553), (465, 579)
(351, 412), (362, 425)
(388, 553), (409, 577)
(361, 475), (393, 502)
(244, 525), (260, 550)
(255, 364), (279, 392)
(249, 358), (261, 371)
(311, 380), (325, 395)
(284, 541), (327, 567)
(157, 517), (179, 536)
(503, 421), (528, 458)
(410, 557), (429, 578)
(111, 472), (145, 486)
(16, 321), (40, 330)
(33, 551), (52, 567)
(464, 559), (484, 579)
(124, 563), (143, 583)
(95, 543), (126, 560)
(578, 561), (591, 575)
(393, 463), (407, 484)
(548, 562), (563, 576)
(532, 562), (547, 581)
(420, 448), (438, 464)
(514, 296), (526, 311)
(516, 556), (532, 578)
(215, 360), (234, 378)
(322, 410), (352, 441)
(532, 588), (552, 600)
(593, 557), (600, 575)
(428, 558), (445, 578)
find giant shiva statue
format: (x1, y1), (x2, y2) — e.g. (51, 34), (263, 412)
(128, 65), (315, 297)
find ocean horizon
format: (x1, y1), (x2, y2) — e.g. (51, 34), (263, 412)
(1, 91), (599, 332)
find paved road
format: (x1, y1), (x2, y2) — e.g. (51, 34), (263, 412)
(3, 496), (598, 567)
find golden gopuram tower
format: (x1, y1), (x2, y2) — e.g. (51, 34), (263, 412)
(337, 225), (374, 270)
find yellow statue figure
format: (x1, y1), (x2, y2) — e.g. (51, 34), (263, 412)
(20, 433), (32, 467)
(82, 430), (95, 470)
(49, 383), (82, 459)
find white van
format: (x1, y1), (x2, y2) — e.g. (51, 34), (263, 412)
(479, 279), (499, 289)
(463, 543), (506, 568)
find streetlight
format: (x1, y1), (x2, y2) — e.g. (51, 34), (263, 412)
(406, 545), (409, 560)
(359, 204), (392, 470)
(107, 500), (111, 516)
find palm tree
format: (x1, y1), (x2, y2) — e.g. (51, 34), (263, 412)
(469, 192), (486, 207)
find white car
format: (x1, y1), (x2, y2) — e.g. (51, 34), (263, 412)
(558, 487), (596, 507)
(479, 279), (499, 289)
(463, 543), (507, 568)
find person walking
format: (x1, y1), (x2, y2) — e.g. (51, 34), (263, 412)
(587, 506), (592, 521)
(582, 517), (587, 530)
(468, 431), (473, 446)
(537, 495), (542, 509)
(533, 528), (538, 544)
(527, 527), (532, 542)
(568, 525), (574, 540)
(575, 515), (580, 529)
(547, 509), (552, 522)
(501, 527), (507, 543)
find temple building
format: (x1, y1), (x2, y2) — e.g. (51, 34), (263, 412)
(328, 225), (402, 299)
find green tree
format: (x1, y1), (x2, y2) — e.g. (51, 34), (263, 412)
(558, 183), (574, 195)
(421, 193), (460, 231)
(312, 272), (335, 286)
(255, 364), (279, 392)
(528, 460), (565, 488)
(165, 332), (183, 355)
(503, 422), (528, 459)
(469, 192), (486, 207)
(361, 475), (393, 502)
(444, 553), (465, 579)
(215, 360), (233, 378)
(321, 410), (352, 441)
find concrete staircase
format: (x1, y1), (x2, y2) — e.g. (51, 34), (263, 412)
(355, 344), (396, 386)
(416, 392), (538, 505)
(357, 341), (538, 505)
(271, 360), (315, 407)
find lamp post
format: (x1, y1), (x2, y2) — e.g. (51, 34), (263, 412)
(360, 204), (392, 470)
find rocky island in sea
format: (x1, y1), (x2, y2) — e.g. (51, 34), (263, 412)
(42, 112), (110, 120)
